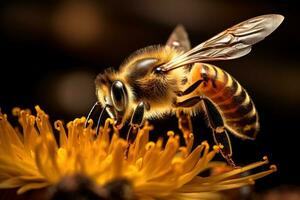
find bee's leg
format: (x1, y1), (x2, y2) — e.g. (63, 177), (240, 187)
(176, 110), (194, 152)
(176, 80), (203, 96)
(124, 102), (145, 158)
(126, 102), (145, 144)
(173, 96), (202, 107)
(176, 110), (193, 135)
(173, 96), (202, 134)
(174, 96), (235, 167)
(175, 80), (202, 134)
(201, 98), (236, 167)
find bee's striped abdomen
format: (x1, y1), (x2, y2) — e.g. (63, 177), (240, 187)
(191, 63), (259, 139)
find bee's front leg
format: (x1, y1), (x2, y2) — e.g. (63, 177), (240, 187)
(126, 102), (145, 144)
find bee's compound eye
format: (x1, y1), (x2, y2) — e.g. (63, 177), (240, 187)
(111, 80), (128, 112)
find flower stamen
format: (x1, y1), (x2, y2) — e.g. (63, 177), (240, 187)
(0, 107), (277, 199)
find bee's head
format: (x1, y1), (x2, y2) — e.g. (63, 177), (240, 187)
(95, 70), (129, 129)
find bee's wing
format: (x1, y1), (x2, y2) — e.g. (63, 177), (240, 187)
(166, 25), (191, 52)
(162, 14), (284, 72)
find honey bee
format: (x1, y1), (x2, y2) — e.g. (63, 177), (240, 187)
(87, 14), (284, 164)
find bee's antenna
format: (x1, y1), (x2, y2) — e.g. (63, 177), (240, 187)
(85, 102), (100, 128)
(95, 104), (107, 136)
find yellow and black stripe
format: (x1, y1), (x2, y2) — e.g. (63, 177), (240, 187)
(198, 63), (259, 139)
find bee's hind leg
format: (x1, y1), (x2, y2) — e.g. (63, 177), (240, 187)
(174, 95), (236, 167)
(175, 80), (236, 166)
(201, 98), (236, 167)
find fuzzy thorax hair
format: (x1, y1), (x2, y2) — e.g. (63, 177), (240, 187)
(95, 45), (189, 120)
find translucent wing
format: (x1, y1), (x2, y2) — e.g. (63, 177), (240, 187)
(166, 25), (191, 52)
(162, 14), (284, 72)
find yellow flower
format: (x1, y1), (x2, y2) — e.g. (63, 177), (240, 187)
(0, 106), (276, 200)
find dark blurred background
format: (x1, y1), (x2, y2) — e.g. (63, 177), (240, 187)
(0, 0), (299, 196)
